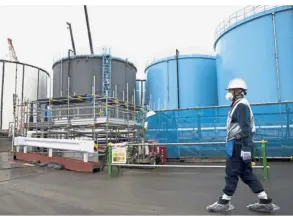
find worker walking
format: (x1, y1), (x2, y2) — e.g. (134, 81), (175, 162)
(206, 78), (280, 213)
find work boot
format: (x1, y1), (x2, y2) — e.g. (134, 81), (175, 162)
(206, 197), (234, 212)
(247, 198), (280, 213)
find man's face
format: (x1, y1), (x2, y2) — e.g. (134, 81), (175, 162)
(228, 89), (241, 96)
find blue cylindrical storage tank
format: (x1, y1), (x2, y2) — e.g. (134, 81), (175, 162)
(145, 54), (218, 110)
(215, 5), (293, 105)
(135, 79), (146, 106)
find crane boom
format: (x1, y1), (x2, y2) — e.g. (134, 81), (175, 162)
(84, 5), (94, 54)
(7, 38), (18, 62)
(66, 22), (76, 55)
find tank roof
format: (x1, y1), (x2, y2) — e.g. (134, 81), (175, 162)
(145, 54), (216, 72)
(214, 5), (293, 49)
(0, 59), (50, 77)
(52, 54), (137, 71)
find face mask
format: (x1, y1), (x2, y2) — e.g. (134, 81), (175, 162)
(225, 92), (234, 101)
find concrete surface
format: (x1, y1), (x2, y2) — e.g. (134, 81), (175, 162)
(0, 153), (292, 214)
(0, 137), (12, 152)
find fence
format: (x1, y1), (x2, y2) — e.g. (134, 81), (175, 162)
(145, 102), (293, 159)
(107, 141), (270, 180)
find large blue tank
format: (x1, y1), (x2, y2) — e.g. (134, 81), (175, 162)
(215, 5), (293, 105)
(145, 54), (218, 110)
(135, 79), (146, 106)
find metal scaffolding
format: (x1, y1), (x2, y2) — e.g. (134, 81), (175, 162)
(101, 48), (112, 97)
(12, 93), (141, 145)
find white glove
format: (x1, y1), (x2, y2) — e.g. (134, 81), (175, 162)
(241, 151), (251, 161)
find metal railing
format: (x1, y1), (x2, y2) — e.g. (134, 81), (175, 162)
(52, 46), (138, 70)
(145, 47), (216, 68)
(106, 140), (270, 180)
(214, 5), (279, 42)
(12, 93), (140, 144)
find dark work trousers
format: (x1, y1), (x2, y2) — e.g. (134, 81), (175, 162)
(223, 142), (264, 196)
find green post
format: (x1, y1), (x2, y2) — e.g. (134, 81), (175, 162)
(261, 140), (268, 180)
(107, 142), (112, 177)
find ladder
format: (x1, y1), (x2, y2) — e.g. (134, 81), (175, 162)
(101, 48), (112, 97)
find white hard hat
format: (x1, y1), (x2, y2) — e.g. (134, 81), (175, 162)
(226, 78), (247, 90)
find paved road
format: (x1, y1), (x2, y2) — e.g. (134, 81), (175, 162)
(0, 156), (292, 214)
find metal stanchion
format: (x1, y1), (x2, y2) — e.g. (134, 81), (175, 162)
(261, 140), (268, 180)
(107, 142), (112, 177)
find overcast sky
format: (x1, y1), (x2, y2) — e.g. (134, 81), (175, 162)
(0, 5), (244, 79)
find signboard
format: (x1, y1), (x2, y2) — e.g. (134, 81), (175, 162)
(112, 145), (127, 164)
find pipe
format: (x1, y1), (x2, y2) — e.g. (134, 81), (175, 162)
(133, 88), (136, 107)
(37, 69), (40, 100)
(93, 74), (96, 140)
(21, 65), (25, 102)
(141, 81), (143, 106)
(0, 62), (5, 129)
(176, 49), (180, 109)
(60, 59), (63, 97)
(272, 12), (281, 102)
(14, 63), (18, 97)
(126, 82), (129, 103)
(115, 85), (117, 99)
(167, 59), (169, 109)
(114, 164), (269, 169)
(111, 141), (266, 146)
(84, 5), (94, 54)
(67, 49), (73, 95)
(66, 22), (76, 55)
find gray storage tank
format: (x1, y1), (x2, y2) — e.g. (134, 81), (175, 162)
(52, 54), (137, 102)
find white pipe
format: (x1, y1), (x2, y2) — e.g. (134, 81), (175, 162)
(114, 164), (269, 169)
(133, 88), (135, 106)
(272, 12), (281, 102)
(126, 82), (129, 103)
(115, 85), (117, 99)
(60, 59), (63, 97)
(112, 140), (266, 146)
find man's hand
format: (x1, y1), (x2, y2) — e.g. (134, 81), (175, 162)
(241, 150), (251, 161)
